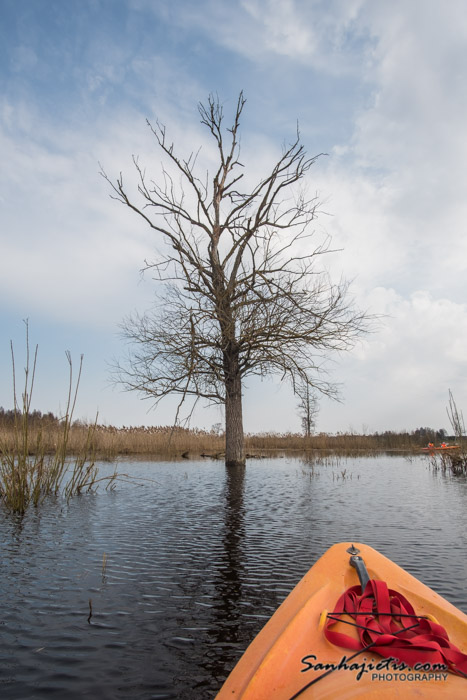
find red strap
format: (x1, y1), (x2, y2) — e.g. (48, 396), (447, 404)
(324, 580), (467, 677)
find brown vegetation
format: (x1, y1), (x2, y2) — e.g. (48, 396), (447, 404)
(430, 450), (467, 476)
(0, 413), (450, 462)
(0, 326), (114, 514)
(429, 391), (467, 476)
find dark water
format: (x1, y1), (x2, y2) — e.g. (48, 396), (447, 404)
(1, 454), (466, 699)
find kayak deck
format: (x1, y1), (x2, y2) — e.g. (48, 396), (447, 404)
(215, 542), (467, 699)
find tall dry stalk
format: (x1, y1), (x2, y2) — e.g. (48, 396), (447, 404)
(0, 323), (41, 512)
(430, 391), (467, 476)
(0, 323), (104, 514)
(447, 389), (465, 443)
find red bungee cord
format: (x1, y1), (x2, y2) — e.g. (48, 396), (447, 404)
(324, 579), (467, 677)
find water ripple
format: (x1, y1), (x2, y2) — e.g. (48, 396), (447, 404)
(0, 455), (466, 698)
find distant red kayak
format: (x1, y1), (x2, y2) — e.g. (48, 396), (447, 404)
(421, 445), (460, 452)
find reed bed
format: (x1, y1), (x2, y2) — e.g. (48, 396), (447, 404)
(0, 422), (226, 460)
(429, 391), (467, 476)
(0, 421), (432, 463)
(430, 449), (467, 476)
(0, 324), (116, 514)
(245, 430), (424, 452)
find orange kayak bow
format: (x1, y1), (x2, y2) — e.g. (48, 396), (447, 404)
(215, 542), (467, 699)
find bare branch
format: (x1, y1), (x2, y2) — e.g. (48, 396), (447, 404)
(103, 93), (371, 465)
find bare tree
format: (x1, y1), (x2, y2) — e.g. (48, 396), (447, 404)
(296, 383), (319, 438)
(102, 93), (368, 466)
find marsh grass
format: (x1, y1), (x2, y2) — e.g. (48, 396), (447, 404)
(430, 451), (467, 476)
(0, 324), (116, 514)
(429, 391), (467, 477)
(244, 432), (419, 453)
(0, 421), (428, 464)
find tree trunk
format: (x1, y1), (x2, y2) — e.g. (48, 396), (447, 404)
(224, 356), (245, 467)
(305, 384), (312, 438)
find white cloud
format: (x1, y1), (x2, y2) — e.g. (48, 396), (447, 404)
(159, 0), (371, 75)
(316, 287), (467, 432)
(307, 0), (467, 308)
(0, 101), (158, 328)
(2, 0), (467, 432)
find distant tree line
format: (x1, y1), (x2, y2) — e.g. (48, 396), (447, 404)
(0, 407), (59, 427)
(412, 426), (448, 443)
(337, 427), (449, 448)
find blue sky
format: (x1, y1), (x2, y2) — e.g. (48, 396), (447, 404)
(1, 0), (467, 434)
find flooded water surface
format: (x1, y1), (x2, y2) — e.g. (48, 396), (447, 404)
(1, 454), (466, 698)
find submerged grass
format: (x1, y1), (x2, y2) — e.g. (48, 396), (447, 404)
(0, 323), (117, 514)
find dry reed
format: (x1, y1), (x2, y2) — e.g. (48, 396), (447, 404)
(0, 422), (433, 462)
(0, 323), (116, 514)
(429, 391), (467, 476)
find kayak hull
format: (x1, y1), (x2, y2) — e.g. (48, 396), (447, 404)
(215, 542), (467, 699)
(421, 446), (459, 451)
